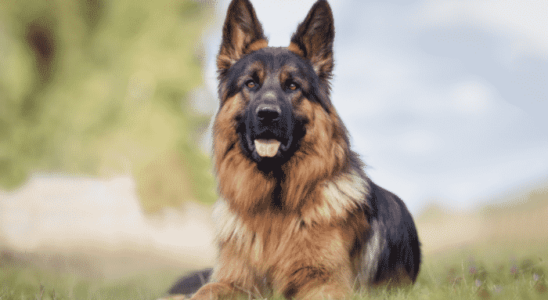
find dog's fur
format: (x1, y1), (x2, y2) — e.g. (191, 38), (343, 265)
(169, 0), (421, 299)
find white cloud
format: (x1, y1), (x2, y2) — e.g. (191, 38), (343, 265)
(332, 47), (420, 118)
(398, 129), (439, 156)
(418, 0), (548, 61)
(449, 78), (494, 115)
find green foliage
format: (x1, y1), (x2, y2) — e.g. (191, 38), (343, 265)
(0, 0), (217, 210)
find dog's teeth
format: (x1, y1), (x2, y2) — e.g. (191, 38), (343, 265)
(254, 139), (281, 157)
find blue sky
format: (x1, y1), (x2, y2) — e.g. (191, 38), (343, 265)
(196, 0), (548, 214)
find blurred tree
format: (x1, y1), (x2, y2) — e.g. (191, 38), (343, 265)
(0, 0), (216, 211)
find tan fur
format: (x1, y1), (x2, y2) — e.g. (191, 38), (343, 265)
(213, 95), (277, 215)
(187, 1), (397, 299)
(194, 90), (372, 299)
(190, 282), (241, 300)
(246, 39), (269, 53)
(210, 198), (366, 299)
(288, 40), (333, 80)
(217, 38), (268, 74)
(281, 101), (351, 212)
(288, 42), (305, 57)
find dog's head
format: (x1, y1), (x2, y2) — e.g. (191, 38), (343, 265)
(216, 0), (335, 172)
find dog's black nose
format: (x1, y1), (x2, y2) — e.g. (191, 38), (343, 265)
(256, 104), (281, 122)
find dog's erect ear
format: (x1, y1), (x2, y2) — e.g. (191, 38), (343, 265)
(289, 0), (334, 82)
(217, 0), (268, 75)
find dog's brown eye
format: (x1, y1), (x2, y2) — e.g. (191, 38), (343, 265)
(246, 80), (256, 88)
(288, 82), (298, 91)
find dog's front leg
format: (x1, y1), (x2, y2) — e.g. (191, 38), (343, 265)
(191, 251), (264, 300)
(188, 282), (240, 300)
(275, 265), (354, 300)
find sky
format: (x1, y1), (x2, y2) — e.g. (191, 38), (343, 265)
(196, 0), (548, 214)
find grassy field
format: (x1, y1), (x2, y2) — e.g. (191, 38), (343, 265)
(1, 241), (546, 300)
(2, 247), (546, 300)
(2, 182), (547, 300)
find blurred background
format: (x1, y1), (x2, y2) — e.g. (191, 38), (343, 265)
(1, 0), (547, 294)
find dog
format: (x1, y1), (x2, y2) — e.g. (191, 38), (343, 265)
(166, 0), (421, 299)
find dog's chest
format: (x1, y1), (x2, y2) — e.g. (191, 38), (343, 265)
(212, 198), (358, 273)
(213, 199), (303, 260)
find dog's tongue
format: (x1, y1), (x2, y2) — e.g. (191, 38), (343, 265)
(254, 139), (281, 157)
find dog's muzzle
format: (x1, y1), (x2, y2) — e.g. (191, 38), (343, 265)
(254, 104), (282, 157)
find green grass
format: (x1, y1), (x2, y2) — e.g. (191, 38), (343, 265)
(2, 182), (547, 299)
(404, 244), (547, 300)
(2, 187), (546, 300)
(2, 243), (546, 300)
(0, 260), (181, 300)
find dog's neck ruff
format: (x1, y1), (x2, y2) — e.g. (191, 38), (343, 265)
(214, 169), (369, 229)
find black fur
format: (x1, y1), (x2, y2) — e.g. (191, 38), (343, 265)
(167, 268), (212, 295)
(222, 48), (331, 110)
(164, 0), (420, 297)
(226, 49), (316, 170)
(367, 180), (421, 283)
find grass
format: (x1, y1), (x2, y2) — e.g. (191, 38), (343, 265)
(2, 181), (547, 299)
(406, 244), (547, 300)
(1, 244), (546, 300)
(0, 252), (182, 300)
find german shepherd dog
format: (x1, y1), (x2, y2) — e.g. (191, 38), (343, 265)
(167, 0), (420, 299)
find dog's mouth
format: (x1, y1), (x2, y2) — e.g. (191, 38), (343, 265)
(254, 139), (281, 158)
(237, 110), (306, 169)
(245, 132), (293, 161)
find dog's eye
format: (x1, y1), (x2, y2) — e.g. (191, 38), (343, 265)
(288, 82), (299, 91)
(246, 80), (256, 89)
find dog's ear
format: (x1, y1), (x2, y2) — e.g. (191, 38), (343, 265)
(217, 0), (268, 75)
(289, 0), (334, 82)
